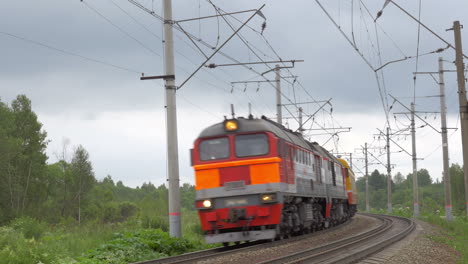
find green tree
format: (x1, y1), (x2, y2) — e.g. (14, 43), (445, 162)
(70, 145), (96, 224)
(369, 169), (386, 190)
(418, 169), (432, 186)
(356, 176), (365, 193)
(0, 95), (48, 222)
(449, 163), (465, 214)
(0, 100), (19, 223)
(393, 172), (404, 185)
(180, 183), (195, 210)
(405, 169), (433, 188)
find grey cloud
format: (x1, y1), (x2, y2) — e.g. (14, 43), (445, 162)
(2, 0), (468, 186)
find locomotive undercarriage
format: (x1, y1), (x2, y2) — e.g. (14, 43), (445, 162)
(203, 194), (356, 245)
(276, 196), (353, 240)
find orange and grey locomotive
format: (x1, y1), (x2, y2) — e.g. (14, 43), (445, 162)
(190, 116), (358, 245)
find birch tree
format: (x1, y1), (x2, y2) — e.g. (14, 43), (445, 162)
(70, 145), (95, 224)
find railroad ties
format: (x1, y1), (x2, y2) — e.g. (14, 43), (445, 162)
(131, 214), (415, 264)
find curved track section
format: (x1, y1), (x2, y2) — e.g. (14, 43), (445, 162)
(259, 214), (415, 264)
(132, 214), (414, 264)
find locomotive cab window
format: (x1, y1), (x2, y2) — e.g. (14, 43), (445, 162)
(199, 137), (230, 161)
(235, 133), (269, 157)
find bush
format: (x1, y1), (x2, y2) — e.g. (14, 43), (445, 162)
(141, 216), (168, 232)
(80, 229), (199, 264)
(10, 216), (46, 239)
(101, 203), (120, 223)
(0, 226), (64, 264)
(118, 202), (138, 221)
(98, 202), (139, 224)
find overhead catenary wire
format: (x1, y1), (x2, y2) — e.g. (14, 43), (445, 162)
(359, 0), (407, 59)
(0, 30), (142, 74)
(209, 1), (332, 110)
(2, 1), (262, 119)
(127, 0), (276, 114)
(82, 0), (163, 58)
(315, 0), (391, 128)
(123, 0), (347, 142)
(202, 1), (343, 140)
(422, 124), (458, 160)
(239, 11), (342, 135)
(387, 0), (468, 60)
(201, 2), (339, 135)
(104, 0), (271, 115)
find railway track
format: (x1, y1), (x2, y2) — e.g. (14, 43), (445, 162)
(132, 217), (354, 264)
(133, 214), (414, 264)
(259, 214), (415, 264)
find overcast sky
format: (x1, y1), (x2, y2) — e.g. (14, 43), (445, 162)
(1, 0), (468, 187)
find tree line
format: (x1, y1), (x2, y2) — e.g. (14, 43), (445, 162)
(0, 95), (195, 227)
(356, 166), (467, 215)
(2, 94), (465, 226)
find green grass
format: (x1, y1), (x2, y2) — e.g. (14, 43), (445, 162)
(419, 215), (468, 264)
(0, 212), (212, 264)
(0, 219), (141, 264)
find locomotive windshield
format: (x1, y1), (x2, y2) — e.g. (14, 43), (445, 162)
(235, 133), (269, 157)
(199, 137), (230, 161)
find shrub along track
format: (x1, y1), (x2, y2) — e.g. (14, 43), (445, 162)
(133, 214), (414, 264)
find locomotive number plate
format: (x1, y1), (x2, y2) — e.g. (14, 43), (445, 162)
(224, 180), (246, 190)
(225, 198), (248, 207)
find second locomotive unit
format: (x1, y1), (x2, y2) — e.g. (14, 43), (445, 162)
(191, 115), (357, 244)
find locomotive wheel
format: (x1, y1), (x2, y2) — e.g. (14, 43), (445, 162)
(223, 242), (229, 247)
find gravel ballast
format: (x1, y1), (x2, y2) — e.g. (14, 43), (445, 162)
(197, 214), (380, 264)
(381, 219), (460, 264)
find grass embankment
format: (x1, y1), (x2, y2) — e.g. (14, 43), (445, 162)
(0, 210), (212, 264)
(420, 214), (468, 264)
(369, 208), (468, 264)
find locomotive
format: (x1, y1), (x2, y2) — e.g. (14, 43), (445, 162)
(191, 115), (358, 245)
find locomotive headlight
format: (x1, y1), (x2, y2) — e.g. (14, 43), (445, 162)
(202, 199), (212, 208)
(261, 193), (277, 203)
(224, 120), (238, 131)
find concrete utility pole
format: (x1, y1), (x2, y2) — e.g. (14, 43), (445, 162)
(453, 21), (468, 216)
(298, 107), (303, 134)
(163, 0), (181, 237)
(438, 57), (453, 221)
(411, 102), (419, 217)
(386, 127), (392, 213)
(275, 64), (282, 125)
(365, 143), (369, 212)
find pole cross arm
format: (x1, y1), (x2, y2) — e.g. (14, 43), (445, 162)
(295, 98), (333, 132)
(366, 149), (389, 170)
(176, 4), (266, 90)
(377, 128), (412, 157)
(231, 80), (274, 84)
(140, 74), (175, 80)
(176, 9), (258, 23)
(305, 127), (352, 131)
(389, 94), (441, 133)
(207, 60), (303, 69)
